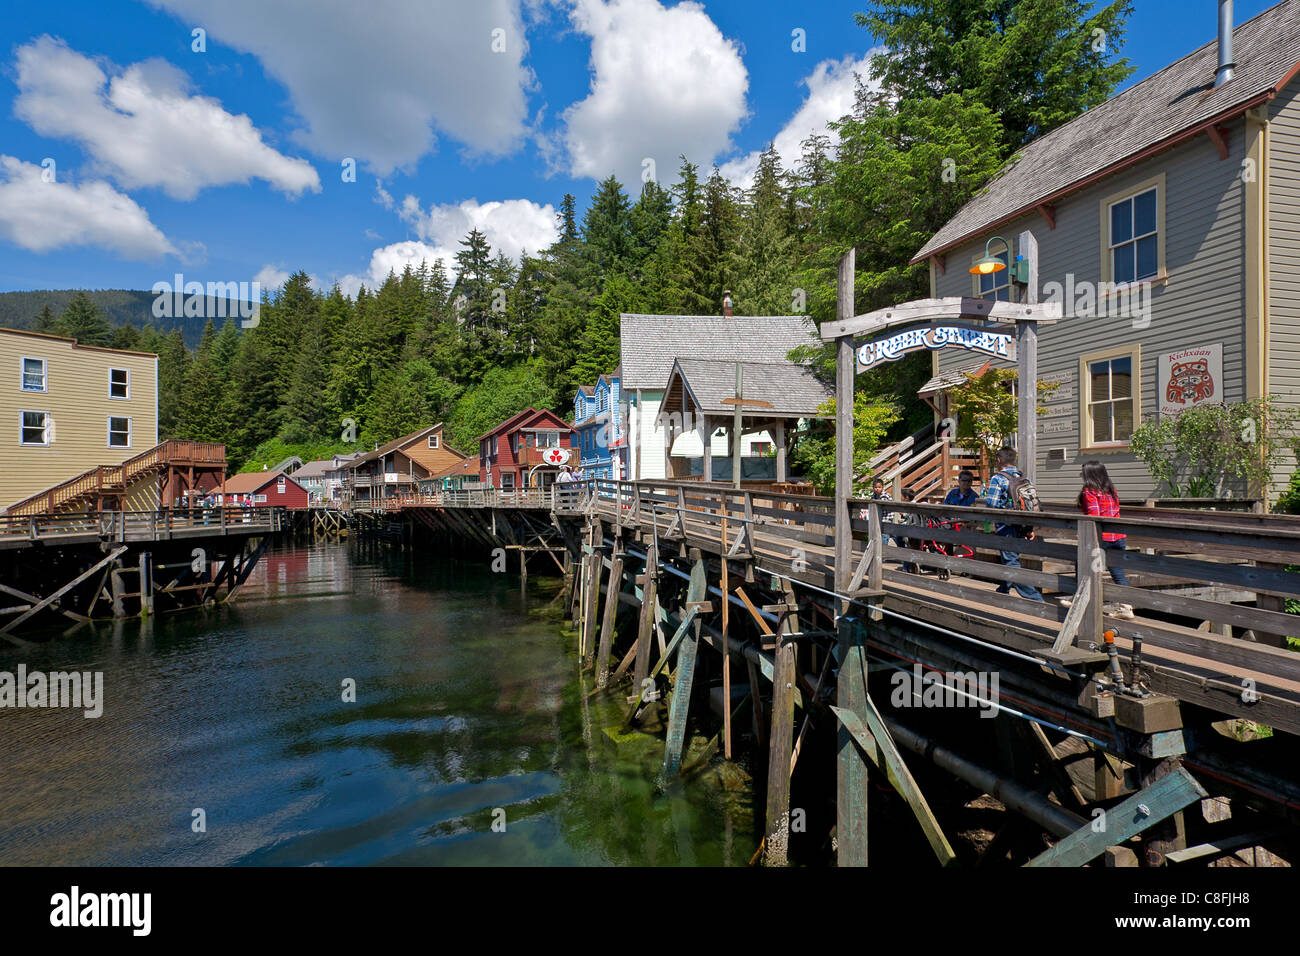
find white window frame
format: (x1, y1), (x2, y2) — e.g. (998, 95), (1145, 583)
(536, 430), (560, 449)
(970, 247), (1012, 302)
(20, 357), (46, 393)
(20, 410), (49, 446)
(109, 367), (130, 400)
(500, 471), (516, 490)
(1079, 344), (1141, 450)
(254, 494), (268, 504)
(428, 434), (440, 449)
(108, 415), (132, 449)
(276, 477), (286, 495)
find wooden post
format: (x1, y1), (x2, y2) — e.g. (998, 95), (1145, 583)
(763, 586), (798, 866)
(700, 414), (712, 483)
(596, 550), (623, 688)
(834, 248), (869, 867)
(633, 539), (659, 692)
(1017, 229), (1039, 483)
(661, 556), (705, 779)
(721, 518), (732, 760)
(138, 551), (154, 616)
(774, 420), (787, 484)
(732, 363), (743, 490)
(1077, 518), (1103, 645)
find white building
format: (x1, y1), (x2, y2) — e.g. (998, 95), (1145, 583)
(619, 313), (818, 480)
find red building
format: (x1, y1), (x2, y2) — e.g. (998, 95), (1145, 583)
(478, 408), (575, 490)
(217, 470), (309, 508)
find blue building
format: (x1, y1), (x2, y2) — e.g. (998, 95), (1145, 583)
(573, 370), (625, 480)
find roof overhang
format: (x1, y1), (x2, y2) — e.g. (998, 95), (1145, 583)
(910, 84), (1292, 266)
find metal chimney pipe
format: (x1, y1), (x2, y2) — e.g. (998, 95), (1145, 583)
(722, 290), (733, 317)
(1216, 0), (1236, 87)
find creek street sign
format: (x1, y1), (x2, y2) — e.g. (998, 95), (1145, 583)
(855, 325), (1015, 373)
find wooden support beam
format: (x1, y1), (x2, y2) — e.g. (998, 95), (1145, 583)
(763, 582), (798, 866)
(581, 550), (601, 665)
(721, 517), (732, 760)
(0, 546), (128, 635)
(1026, 765), (1206, 868)
(832, 701), (957, 866)
(632, 540), (659, 692)
(660, 558), (706, 778)
(596, 551), (624, 688)
(836, 615), (870, 867)
(624, 606), (700, 727)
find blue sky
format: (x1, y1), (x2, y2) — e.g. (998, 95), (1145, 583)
(0, 0), (1283, 297)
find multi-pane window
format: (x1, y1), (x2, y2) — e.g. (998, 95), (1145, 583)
(976, 249), (1011, 302)
(276, 477), (286, 495)
(428, 434), (439, 449)
(21, 357), (46, 391)
(1087, 356), (1134, 445)
(110, 368), (129, 399)
(108, 416), (131, 448)
(20, 411), (48, 445)
(1109, 188), (1158, 284)
(537, 431), (560, 448)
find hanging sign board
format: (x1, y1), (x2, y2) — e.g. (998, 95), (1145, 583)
(856, 324), (1015, 372)
(1158, 343), (1223, 417)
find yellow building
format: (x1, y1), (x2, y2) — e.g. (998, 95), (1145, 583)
(0, 328), (159, 512)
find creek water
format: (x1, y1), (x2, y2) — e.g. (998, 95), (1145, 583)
(0, 540), (756, 866)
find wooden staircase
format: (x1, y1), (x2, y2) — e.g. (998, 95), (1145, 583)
(5, 439), (226, 516)
(866, 424), (984, 500)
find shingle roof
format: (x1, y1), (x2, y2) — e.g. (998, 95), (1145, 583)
(671, 359), (833, 418)
(428, 456), (481, 481)
(620, 314), (817, 389)
(293, 459), (333, 480)
(220, 470), (295, 494)
(914, 0), (1300, 262)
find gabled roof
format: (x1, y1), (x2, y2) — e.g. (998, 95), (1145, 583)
(349, 424), (456, 466)
(477, 407), (571, 442)
(428, 456), (482, 481)
(620, 314), (817, 389)
(668, 359), (833, 418)
(293, 459), (334, 480)
(576, 384), (594, 397)
(220, 470), (301, 494)
(914, 0), (1300, 263)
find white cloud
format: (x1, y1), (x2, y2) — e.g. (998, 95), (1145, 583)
(561, 0), (748, 185)
(13, 36), (321, 201)
(0, 155), (177, 259)
(720, 53), (881, 190)
(336, 196), (558, 297)
(145, 0), (534, 174)
(254, 264), (326, 293)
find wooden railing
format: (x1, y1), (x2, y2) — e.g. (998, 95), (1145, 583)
(6, 439), (227, 516)
(868, 435), (983, 500)
(365, 489), (554, 510)
(0, 506), (282, 545)
(569, 479), (1300, 659)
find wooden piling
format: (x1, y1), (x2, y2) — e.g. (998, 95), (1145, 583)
(763, 583), (798, 866)
(596, 550), (623, 688)
(632, 539), (659, 693)
(661, 556), (705, 779)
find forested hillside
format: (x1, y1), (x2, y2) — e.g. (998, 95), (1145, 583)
(6, 2), (1132, 473)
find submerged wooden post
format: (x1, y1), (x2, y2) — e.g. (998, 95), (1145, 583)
(661, 555), (706, 779)
(138, 551), (154, 617)
(833, 248), (870, 867)
(596, 549), (624, 688)
(633, 539), (659, 693)
(721, 517), (732, 760)
(763, 586), (799, 866)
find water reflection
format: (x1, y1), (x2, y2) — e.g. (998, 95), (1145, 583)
(0, 540), (754, 866)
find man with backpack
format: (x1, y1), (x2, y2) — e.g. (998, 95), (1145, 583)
(983, 446), (1044, 602)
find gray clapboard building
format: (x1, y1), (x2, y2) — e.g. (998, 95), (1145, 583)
(914, 0), (1300, 502)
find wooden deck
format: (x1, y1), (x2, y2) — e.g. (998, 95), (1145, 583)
(0, 506), (283, 549)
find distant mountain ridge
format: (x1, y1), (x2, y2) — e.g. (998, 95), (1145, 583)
(0, 289), (248, 348)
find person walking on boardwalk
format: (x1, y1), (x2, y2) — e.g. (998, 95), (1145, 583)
(983, 447), (1044, 602)
(1078, 460), (1135, 617)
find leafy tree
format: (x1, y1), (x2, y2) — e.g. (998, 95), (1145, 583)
(1129, 398), (1300, 501)
(856, 0), (1135, 149)
(445, 363), (555, 452)
(789, 392), (902, 494)
(946, 368), (1061, 471)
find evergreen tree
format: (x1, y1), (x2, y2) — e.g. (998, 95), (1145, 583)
(110, 319), (143, 351)
(34, 304), (60, 334)
(60, 292), (112, 346)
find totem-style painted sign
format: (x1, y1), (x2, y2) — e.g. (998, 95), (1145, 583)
(856, 325), (1015, 372)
